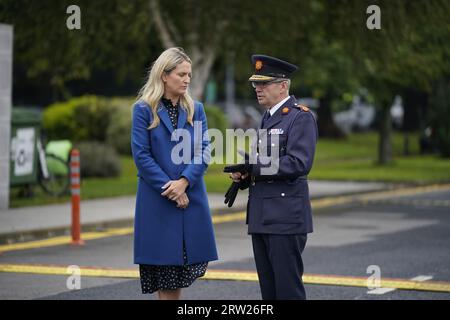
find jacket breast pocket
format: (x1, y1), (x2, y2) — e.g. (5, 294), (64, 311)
(260, 183), (304, 225)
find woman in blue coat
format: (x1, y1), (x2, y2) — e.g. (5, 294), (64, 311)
(131, 47), (218, 300)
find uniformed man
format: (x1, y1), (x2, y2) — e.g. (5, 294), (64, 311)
(224, 54), (318, 300)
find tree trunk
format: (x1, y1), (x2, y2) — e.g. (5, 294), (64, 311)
(149, 0), (221, 101)
(378, 102), (393, 164)
(318, 94), (346, 138)
(188, 46), (216, 101)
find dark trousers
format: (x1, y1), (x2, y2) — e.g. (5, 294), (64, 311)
(251, 233), (307, 300)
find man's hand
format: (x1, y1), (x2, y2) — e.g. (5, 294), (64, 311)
(175, 193), (189, 209)
(230, 172), (249, 182)
(161, 178), (189, 201)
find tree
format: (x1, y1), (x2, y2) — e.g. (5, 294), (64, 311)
(328, 0), (450, 163)
(149, 0), (232, 100)
(0, 0), (153, 103)
(148, 0), (314, 101)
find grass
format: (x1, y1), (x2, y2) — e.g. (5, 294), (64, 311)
(9, 131), (450, 207)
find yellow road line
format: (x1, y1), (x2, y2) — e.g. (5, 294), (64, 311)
(313, 183), (450, 209)
(212, 212), (246, 224)
(0, 228), (133, 253)
(2, 183), (450, 253)
(0, 263), (449, 293)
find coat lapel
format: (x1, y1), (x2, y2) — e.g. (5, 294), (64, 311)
(262, 95), (296, 130)
(157, 101), (174, 134)
(263, 109), (282, 130)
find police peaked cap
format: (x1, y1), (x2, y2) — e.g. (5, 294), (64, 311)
(249, 54), (298, 82)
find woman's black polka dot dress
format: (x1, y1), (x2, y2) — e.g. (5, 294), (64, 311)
(139, 249), (208, 294)
(139, 97), (208, 294)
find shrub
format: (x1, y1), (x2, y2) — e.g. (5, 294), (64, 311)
(43, 95), (110, 142)
(106, 98), (135, 156)
(74, 141), (121, 178)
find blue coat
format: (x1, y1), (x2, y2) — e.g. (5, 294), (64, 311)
(243, 96), (318, 234)
(131, 100), (218, 266)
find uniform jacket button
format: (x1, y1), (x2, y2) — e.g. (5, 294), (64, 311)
(281, 193), (285, 197)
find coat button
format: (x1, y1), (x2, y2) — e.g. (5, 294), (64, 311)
(281, 193), (285, 197)
(271, 143), (275, 147)
(259, 139), (262, 144)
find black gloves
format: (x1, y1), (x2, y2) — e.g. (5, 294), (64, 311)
(223, 163), (252, 174)
(223, 151), (252, 207)
(224, 181), (240, 207)
(223, 151), (252, 174)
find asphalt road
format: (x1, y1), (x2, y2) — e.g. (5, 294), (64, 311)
(1, 188), (449, 300)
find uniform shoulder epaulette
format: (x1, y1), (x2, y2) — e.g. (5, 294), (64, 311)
(293, 103), (309, 112)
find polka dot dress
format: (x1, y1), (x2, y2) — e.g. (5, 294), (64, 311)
(161, 97), (179, 128)
(139, 248), (208, 294)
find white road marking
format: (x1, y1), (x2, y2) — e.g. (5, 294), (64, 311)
(366, 275), (434, 295)
(367, 287), (397, 295)
(410, 275), (434, 282)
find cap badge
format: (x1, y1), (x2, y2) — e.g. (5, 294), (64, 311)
(255, 60), (263, 71)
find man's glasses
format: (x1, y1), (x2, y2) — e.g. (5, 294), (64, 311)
(251, 79), (286, 88)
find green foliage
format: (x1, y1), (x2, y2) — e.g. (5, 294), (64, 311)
(43, 96), (109, 142)
(42, 96), (86, 140)
(0, 0), (153, 101)
(204, 105), (228, 135)
(74, 141), (121, 178)
(43, 95), (135, 156)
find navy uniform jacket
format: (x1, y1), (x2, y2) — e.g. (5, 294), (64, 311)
(242, 95), (318, 234)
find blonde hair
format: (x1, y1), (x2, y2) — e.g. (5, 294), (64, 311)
(137, 47), (194, 129)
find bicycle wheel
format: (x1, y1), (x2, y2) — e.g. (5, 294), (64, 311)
(38, 153), (70, 197)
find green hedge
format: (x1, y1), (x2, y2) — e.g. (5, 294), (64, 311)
(74, 141), (122, 178)
(43, 95), (134, 155)
(43, 95), (109, 142)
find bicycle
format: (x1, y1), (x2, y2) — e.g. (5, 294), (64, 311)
(36, 138), (71, 197)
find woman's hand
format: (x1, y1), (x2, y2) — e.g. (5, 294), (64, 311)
(175, 193), (189, 209)
(161, 178), (189, 201)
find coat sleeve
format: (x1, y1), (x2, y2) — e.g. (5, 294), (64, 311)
(252, 111), (318, 178)
(131, 103), (171, 192)
(180, 102), (210, 189)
